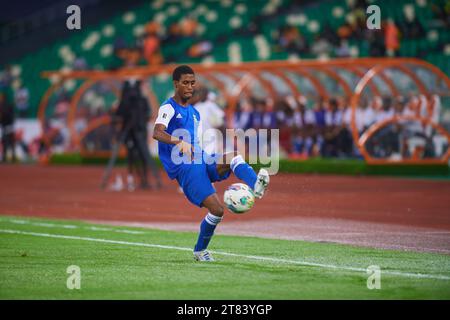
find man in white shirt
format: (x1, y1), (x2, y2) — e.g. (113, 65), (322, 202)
(194, 89), (225, 154)
(292, 100), (316, 155)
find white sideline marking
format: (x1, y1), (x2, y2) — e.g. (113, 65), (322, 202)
(2, 218), (144, 235)
(1, 228), (450, 281)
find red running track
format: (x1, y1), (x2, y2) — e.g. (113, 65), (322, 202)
(1, 164), (449, 253)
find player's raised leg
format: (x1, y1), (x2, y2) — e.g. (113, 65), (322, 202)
(217, 153), (270, 199)
(193, 193), (224, 261)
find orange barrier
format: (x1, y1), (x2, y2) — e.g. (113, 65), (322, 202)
(40, 58), (450, 164)
(350, 60), (450, 164)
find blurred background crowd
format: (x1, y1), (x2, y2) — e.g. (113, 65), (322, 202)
(0, 0), (449, 163)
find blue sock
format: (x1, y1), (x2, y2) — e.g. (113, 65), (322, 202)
(231, 155), (257, 189)
(194, 213), (222, 252)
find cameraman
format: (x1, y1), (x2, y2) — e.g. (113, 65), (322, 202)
(115, 79), (162, 189)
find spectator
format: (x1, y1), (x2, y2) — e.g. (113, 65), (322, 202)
(323, 98), (344, 157)
(0, 91), (16, 162)
(335, 39), (351, 58)
(367, 27), (385, 57)
(418, 94), (429, 119)
(337, 97), (354, 157)
(142, 22), (163, 65)
(342, 99), (363, 134)
(431, 1), (450, 28)
(123, 47), (142, 68)
(362, 97), (377, 131)
(234, 99), (253, 130)
(163, 23), (182, 44)
(262, 98), (277, 130)
(384, 19), (400, 57)
(376, 97), (401, 158)
(311, 34), (332, 57)
(113, 35), (127, 53)
(354, 0), (369, 11)
(55, 95), (70, 120)
(250, 97), (265, 130)
(275, 97), (294, 154)
(393, 96), (406, 116)
(292, 97), (316, 155)
(375, 96), (395, 123)
(14, 85), (29, 118)
(401, 18), (425, 40)
(180, 15), (198, 38)
(0, 65), (13, 89)
(403, 96), (420, 117)
(188, 41), (213, 58)
(313, 98), (327, 130)
(429, 94), (441, 124)
(73, 56), (88, 70)
(278, 25), (308, 55)
(321, 23), (339, 46)
(337, 22), (353, 41)
(195, 89), (225, 154)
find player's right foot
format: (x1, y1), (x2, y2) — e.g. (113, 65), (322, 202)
(193, 250), (214, 261)
(254, 168), (270, 199)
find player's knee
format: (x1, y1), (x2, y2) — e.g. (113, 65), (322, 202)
(209, 204), (224, 217)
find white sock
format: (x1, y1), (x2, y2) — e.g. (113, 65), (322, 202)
(230, 155), (245, 172)
(205, 212), (223, 226)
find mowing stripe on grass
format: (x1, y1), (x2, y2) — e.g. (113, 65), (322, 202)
(2, 218), (145, 234)
(1, 228), (450, 281)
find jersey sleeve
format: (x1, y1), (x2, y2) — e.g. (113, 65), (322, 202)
(155, 104), (175, 128)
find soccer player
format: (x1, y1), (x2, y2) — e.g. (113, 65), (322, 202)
(152, 65), (270, 261)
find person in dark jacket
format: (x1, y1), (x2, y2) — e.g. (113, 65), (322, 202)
(0, 91), (16, 162)
(115, 79), (162, 189)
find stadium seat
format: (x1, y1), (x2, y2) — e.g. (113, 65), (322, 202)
(1, 0), (449, 118)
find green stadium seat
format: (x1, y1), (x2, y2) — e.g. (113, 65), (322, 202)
(2, 0), (449, 118)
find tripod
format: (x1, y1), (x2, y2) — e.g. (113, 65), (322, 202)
(100, 120), (132, 190)
(100, 119), (162, 190)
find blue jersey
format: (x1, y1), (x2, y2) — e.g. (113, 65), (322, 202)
(155, 97), (201, 179)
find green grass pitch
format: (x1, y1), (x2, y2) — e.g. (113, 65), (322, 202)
(0, 215), (449, 299)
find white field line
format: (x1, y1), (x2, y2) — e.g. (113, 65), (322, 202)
(3, 217), (450, 254)
(1, 218), (145, 235)
(1, 228), (450, 281)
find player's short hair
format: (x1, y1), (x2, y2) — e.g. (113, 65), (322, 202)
(172, 65), (195, 81)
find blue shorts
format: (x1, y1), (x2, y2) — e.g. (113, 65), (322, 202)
(176, 154), (231, 208)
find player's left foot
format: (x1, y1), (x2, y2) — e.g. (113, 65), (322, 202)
(193, 250), (214, 261)
(254, 168), (270, 199)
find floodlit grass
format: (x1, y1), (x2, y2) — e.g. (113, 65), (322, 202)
(0, 216), (449, 299)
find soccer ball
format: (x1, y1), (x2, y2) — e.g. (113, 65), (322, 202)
(224, 183), (255, 214)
